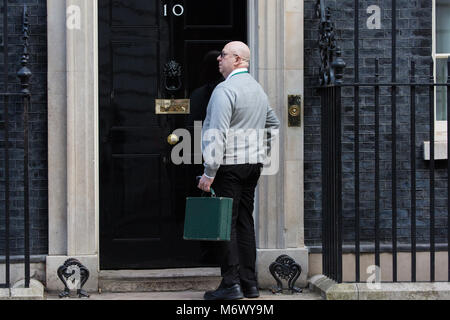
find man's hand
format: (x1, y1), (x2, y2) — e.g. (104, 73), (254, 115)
(197, 174), (214, 192)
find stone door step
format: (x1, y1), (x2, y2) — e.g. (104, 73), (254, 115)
(99, 268), (222, 293)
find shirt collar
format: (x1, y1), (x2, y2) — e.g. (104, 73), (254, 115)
(226, 68), (249, 81)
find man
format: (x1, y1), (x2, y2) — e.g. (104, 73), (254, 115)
(198, 41), (280, 300)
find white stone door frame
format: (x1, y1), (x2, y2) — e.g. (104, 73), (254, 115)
(253, 0), (308, 288)
(47, 0), (99, 292)
(46, 0), (307, 291)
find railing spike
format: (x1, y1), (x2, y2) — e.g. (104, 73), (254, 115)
(17, 5), (32, 94)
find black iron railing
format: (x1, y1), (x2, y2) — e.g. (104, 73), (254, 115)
(1, 2), (32, 289)
(320, 62), (450, 283)
(317, 0), (450, 283)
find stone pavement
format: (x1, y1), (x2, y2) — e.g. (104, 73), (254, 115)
(45, 288), (323, 300)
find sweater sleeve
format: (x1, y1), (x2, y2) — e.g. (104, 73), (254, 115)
(202, 86), (234, 178)
(265, 105), (280, 130)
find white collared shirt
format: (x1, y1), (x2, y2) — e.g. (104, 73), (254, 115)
(226, 68), (249, 81)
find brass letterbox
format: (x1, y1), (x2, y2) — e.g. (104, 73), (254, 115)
(155, 99), (190, 114)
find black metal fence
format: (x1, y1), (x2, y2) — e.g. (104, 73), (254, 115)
(320, 61), (450, 283)
(317, 0), (450, 283)
(0, 2), (32, 289)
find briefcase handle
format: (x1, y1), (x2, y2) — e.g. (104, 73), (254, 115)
(206, 188), (216, 198)
(196, 176), (216, 198)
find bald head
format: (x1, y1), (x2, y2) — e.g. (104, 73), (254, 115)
(225, 41), (251, 66)
(217, 41), (251, 78)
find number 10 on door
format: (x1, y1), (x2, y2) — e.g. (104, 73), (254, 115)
(163, 3), (185, 17)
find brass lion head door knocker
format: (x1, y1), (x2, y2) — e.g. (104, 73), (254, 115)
(155, 60), (190, 115)
(163, 60), (182, 95)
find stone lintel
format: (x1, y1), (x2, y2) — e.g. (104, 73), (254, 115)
(0, 289), (10, 300)
(0, 280), (45, 300)
(309, 275), (450, 300)
(10, 279), (45, 300)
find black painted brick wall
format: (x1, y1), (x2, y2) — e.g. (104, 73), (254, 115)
(0, 0), (47, 256)
(304, 0), (448, 249)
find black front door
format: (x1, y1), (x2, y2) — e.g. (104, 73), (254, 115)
(99, 0), (247, 269)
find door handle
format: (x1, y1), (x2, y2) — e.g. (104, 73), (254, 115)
(167, 133), (179, 145)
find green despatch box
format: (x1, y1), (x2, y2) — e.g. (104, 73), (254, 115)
(184, 195), (233, 241)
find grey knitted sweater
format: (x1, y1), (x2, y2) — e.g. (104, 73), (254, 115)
(201, 72), (280, 178)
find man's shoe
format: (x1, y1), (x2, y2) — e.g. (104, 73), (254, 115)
(204, 284), (244, 300)
(243, 286), (260, 298)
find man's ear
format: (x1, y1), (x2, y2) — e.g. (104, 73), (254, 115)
(234, 56), (242, 67)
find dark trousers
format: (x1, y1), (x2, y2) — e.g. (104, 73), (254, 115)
(211, 163), (263, 288)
